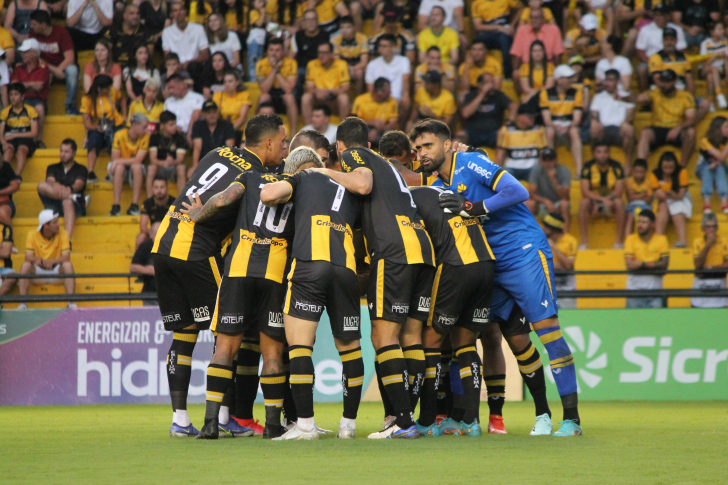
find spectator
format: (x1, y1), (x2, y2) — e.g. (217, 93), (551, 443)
(635, 69), (696, 168)
(108, 113), (149, 216)
(691, 212), (728, 308)
(471, 0), (519, 79)
(417, 6), (459, 66)
(163, 73), (204, 144)
(291, 10), (331, 94)
(36, 138), (87, 238)
(160, 52), (190, 94)
(595, 35), (633, 93)
(0, 83), (38, 177)
(139, 0), (169, 41)
(28, 10), (78, 115)
(525, 147), (571, 228)
(0, 48), (10, 108)
(407, 70), (455, 131)
(205, 12), (241, 70)
(374, 0), (418, 33)
(365, 34), (411, 114)
(647, 27), (691, 93)
(579, 143), (626, 249)
(415, 47), (456, 94)
(131, 221), (160, 303)
(332, 15), (369, 95)
(0, 160), (21, 225)
(162, 1), (210, 91)
(128, 78), (163, 133)
(18, 209), (76, 310)
(137, 177), (174, 247)
(352, 77), (398, 144)
(124, 44), (160, 102)
(105, 3), (154, 64)
(66, 0), (113, 51)
(458, 40), (502, 97)
(635, 6), (686, 91)
(302, 42), (350, 125)
(0, 219), (17, 297)
(563, 13), (606, 77)
(700, 21), (728, 110)
(518, 0), (556, 26)
(245, 0), (268, 82)
(589, 69), (636, 169)
(651, 151), (691, 248)
(200, 52), (232, 98)
(263, 0), (297, 35)
(697, 116), (728, 214)
(518, 39), (554, 103)
(379, 129), (416, 170)
(0, 24), (17, 67)
(186, 0), (212, 24)
(673, 0), (719, 48)
(147, 111), (186, 197)
(212, 70), (250, 145)
(5, 0), (49, 44)
(302, 104), (338, 144)
(511, 7), (564, 73)
(624, 158), (653, 237)
(191, 100), (234, 172)
(417, 0), (465, 36)
(83, 38), (122, 93)
(624, 209), (669, 309)
(11, 39), (49, 150)
(540, 64), (584, 176)
(456, 73), (516, 149)
(296, 0), (350, 36)
(370, 11), (416, 65)
(542, 212), (578, 309)
(256, 38), (298, 137)
(496, 104), (548, 180)
(81, 74), (124, 183)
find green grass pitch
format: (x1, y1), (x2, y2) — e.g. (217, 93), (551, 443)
(2, 401), (726, 484)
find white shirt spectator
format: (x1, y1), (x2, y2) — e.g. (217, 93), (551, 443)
(365, 55), (411, 101)
(162, 23), (209, 64)
(302, 123), (338, 144)
(0, 60), (9, 89)
(164, 90), (204, 133)
(636, 22), (687, 58)
(700, 37), (728, 69)
(595, 56), (633, 83)
(418, 0), (464, 31)
(590, 91), (634, 127)
(210, 34), (242, 67)
(67, 0), (113, 34)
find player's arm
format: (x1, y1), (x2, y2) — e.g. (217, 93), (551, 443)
(310, 167), (373, 195)
(439, 166), (528, 217)
(260, 179), (294, 206)
(389, 158), (422, 186)
(180, 181), (245, 223)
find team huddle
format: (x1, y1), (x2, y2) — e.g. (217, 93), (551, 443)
(151, 113), (583, 440)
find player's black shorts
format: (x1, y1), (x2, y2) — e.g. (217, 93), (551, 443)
(153, 254), (223, 331)
(284, 259), (361, 340)
(428, 261), (494, 335)
(211, 276), (287, 338)
(496, 304), (532, 338)
(367, 259), (436, 324)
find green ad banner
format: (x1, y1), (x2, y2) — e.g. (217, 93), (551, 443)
(532, 309), (728, 400)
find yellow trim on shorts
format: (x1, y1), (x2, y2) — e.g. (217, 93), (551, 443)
(426, 264), (444, 327)
(538, 250), (553, 298)
(284, 258), (296, 314)
(210, 283), (222, 333)
(209, 256), (221, 286)
(376, 259), (384, 319)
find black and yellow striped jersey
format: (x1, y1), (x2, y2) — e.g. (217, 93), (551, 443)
(283, 170), (360, 273)
(152, 147), (266, 262)
(410, 186), (495, 266)
(0, 104), (38, 133)
(225, 172), (295, 283)
(539, 87), (583, 124)
(340, 147), (435, 266)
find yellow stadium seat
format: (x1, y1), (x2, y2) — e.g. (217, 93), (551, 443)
(574, 249), (627, 308)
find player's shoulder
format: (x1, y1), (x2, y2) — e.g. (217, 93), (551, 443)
(457, 150), (500, 174)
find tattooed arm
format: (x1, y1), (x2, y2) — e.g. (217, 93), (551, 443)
(180, 182), (245, 223)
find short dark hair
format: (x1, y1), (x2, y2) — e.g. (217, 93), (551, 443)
(312, 104), (331, 116)
(379, 131), (411, 158)
(30, 9), (51, 25)
(426, 45), (441, 54)
(409, 119), (451, 143)
(318, 42), (333, 52)
(604, 68), (620, 80)
(165, 73), (184, 84)
(268, 37), (284, 48)
(373, 77), (390, 91)
(339, 15), (354, 25)
(256, 101), (274, 112)
(290, 129), (330, 152)
(633, 158), (648, 170)
(8, 82), (25, 95)
(431, 5), (446, 16)
(164, 52), (180, 63)
(638, 208), (656, 222)
(159, 110), (177, 124)
(471, 39), (487, 50)
(378, 34), (397, 46)
(606, 35), (623, 54)
(591, 141), (610, 152)
(336, 117), (369, 148)
(153, 175), (168, 183)
(244, 114), (284, 146)
(61, 138), (77, 152)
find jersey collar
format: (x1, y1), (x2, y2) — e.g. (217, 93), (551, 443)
(441, 152), (457, 187)
(244, 147), (264, 167)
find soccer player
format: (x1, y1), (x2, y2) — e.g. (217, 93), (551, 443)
(411, 119), (583, 437)
(152, 114), (287, 437)
(409, 185), (496, 437)
(313, 117), (436, 439)
(260, 147), (364, 440)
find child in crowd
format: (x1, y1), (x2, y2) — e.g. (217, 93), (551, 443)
(624, 158), (653, 236)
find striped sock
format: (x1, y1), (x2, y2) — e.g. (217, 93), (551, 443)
(204, 364), (233, 423)
(235, 339), (261, 420)
(514, 341), (551, 417)
(376, 344), (414, 429)
(484, 374), (506, 417)
(402, 344), (426, 410)
(535, 325), (579, 423)
(260, 373), (286, 427)
(167, 330), (197, 416)
(418, 348), (441, 427)
(455, 344), (482, 424)
(288, 346), (315, 419)
(339, 347), (364, 419)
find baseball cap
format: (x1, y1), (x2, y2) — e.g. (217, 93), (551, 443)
(18, 38), (40, 52)
(542, 148), (557, 160)
(38, 209), (59, 231)
(659, 68), (677, 82)
(568, 55), (585, 66)
(579, 13), (598, 31)
(422, 70), (442, 84)
(201, 100), (218, 112)
(554, 64), (576, 79)
(543, 213), (565, 233)
(663, 27), (677, 38)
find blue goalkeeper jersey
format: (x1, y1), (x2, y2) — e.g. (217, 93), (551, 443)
(430, 151), (552, 271)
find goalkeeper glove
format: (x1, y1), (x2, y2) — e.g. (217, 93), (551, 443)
(438, 192), (487, 217)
